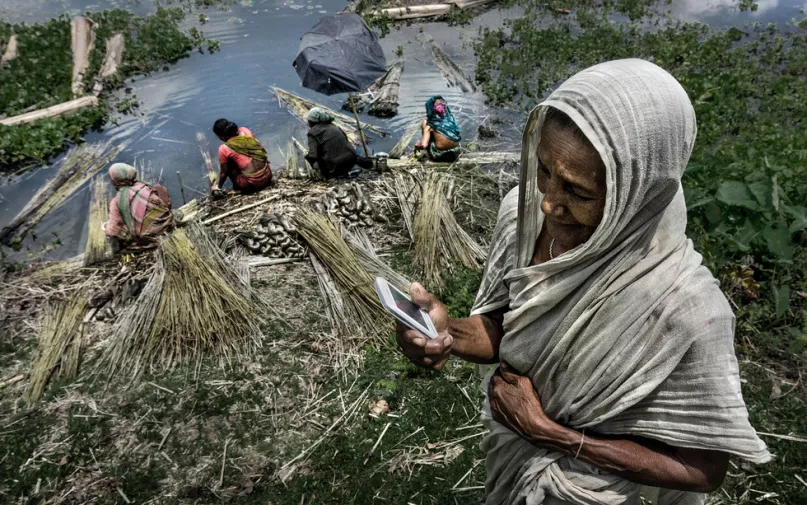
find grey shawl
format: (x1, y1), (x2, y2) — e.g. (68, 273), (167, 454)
(471, 59), (770, 505)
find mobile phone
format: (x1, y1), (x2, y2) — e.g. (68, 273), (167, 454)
(374, 277), (439, 339)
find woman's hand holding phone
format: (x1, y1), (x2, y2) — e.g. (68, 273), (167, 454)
(395, 282), (453, 371)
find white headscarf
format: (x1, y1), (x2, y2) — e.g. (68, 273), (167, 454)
(473, 59), (769, 505)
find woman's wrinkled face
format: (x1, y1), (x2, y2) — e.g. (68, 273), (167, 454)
(536, 119), (607, 250)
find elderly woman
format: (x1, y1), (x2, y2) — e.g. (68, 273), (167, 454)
(105, 163), (174, 249)
(212, 118), (273, 194)
(414, 95), (461, 162)
(396, 59), (769, 504)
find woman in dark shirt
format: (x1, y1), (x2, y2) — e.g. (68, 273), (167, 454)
(304, 108), (358, 179)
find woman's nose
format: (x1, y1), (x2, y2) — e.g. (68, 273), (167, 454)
(541, 183), (565, 216)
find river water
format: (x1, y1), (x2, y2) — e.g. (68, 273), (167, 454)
(0, 0), (804, 260)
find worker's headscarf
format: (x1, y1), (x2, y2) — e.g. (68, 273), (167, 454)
(108, 163), (138, 188)
(307, 107), (334, 124)
(425, 96), (461, 143)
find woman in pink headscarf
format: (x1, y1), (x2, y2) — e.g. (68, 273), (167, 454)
(104, 163), (175, 250)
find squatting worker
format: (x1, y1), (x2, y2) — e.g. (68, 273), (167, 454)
(305, 108), (371, 179)
(212, 118), (273, 194)
(104, 163), (175, 250)
(396, 59), (769, 504)
(414, 95), (461, 162)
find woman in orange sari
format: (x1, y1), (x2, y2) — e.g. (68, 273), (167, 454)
(212, 119), (273, 194)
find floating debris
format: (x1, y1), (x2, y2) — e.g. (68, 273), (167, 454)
(0, 141), (124, 246)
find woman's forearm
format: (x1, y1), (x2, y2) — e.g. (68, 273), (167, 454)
(534, 422), (729, 493)
(218, 164), (229, 185)
(448, 311), (505, 364)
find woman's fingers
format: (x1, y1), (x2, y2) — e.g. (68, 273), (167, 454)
(499, 361), (521, 384)
(396, 322), (452, 369)
(409, 282), (435, 311)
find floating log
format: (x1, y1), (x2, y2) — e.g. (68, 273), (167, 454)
(1, 34), (19, 67)
(71, 16), (96, 97)
(426, 36), (476, 92)
(387, 150), (518, 169)
(367, 0), (495, 20)
(0, 96), (99, 126)
(343, 60), (404, 118)
(92, 33), (125, 96)
(0, 141), (123, 245)
(389, 121), (422, 159)
(270, 86), (386, 146)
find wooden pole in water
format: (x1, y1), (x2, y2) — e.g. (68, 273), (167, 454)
(176, 171), (187, 205)
(349, 94), (370, 158)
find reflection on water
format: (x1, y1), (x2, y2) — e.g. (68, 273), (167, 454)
(0, 0), (804, 259)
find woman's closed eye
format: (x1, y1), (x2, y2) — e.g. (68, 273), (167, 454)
(567, 184), (597, 201)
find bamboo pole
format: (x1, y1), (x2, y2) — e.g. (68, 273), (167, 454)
(349, 94), (370, 157)
(176, 172), (187, 205)
(202, 195), (280, 225)
(387, 151), (519, 169)
(0, 96), (99, 126)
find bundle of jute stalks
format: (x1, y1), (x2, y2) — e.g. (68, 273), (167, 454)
(103, 224), (265, 378)
(394, 172), (485, 287)
(296, 209), (391, 343)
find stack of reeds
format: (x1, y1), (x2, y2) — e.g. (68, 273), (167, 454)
(103, 224), (264, 378)
(0, 141), (123, 246)
(296, 209), (391, 342)
(344, 227), (410, 293)
(84, 177), (110, 266)
(395, 172), (486, 287)
(24, 294), (88, 404)
(197, 131), (218, 190)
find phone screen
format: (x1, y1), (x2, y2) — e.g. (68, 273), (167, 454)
(389, 285), (428, 327)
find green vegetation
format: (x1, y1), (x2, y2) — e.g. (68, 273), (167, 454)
(0, 7), (219, 171)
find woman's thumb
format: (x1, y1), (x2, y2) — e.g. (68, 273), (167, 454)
(409, 282), (434, 310)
